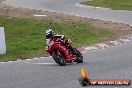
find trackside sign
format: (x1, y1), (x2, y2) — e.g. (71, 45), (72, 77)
(79, 67), (131, 86)
(0, 27), (6, 54)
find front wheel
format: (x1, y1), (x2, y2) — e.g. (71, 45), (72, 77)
(52, 49), (66, 66)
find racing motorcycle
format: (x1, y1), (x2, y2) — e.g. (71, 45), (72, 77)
(46, 35), (83, 66)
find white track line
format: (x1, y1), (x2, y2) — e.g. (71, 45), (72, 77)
(75, 3), (111, 10)
(31, 14), (47, 17)
(26, 62), (55, 65)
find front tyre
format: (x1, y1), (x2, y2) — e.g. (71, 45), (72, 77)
(52, 50), (66, 66)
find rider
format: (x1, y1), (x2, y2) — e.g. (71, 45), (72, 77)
(46, 29), (75, 55)
(46, 29), (65, 48)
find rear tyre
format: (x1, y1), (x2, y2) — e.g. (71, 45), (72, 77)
(52, 50), (66, 66)
(73, 49), (83, 63)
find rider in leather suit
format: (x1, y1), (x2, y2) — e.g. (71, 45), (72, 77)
(46, 29), (65, 47)
(46, 29), (74, 54)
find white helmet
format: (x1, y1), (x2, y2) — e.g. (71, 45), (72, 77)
(46, 29), (53, 34)
(46, 29), (54, 39)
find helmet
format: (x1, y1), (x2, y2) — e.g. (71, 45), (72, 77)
(46, 29), (54, 39)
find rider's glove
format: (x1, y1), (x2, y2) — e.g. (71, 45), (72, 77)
(60, 35), (65, 40)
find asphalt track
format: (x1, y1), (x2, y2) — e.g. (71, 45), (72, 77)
(1, 0), (132, 88)
(0, 42), (132, 88)
(3, 0), (132, 25)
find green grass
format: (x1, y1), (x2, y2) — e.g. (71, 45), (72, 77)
(0, 16), (115, 62)
(83, 0), (132, 10)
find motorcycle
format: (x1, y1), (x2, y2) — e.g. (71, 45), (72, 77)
(46, 35), (83, 66)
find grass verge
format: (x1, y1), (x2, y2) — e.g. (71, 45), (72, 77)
(0, 16), (116, 62)
(82, 0), (132, 10)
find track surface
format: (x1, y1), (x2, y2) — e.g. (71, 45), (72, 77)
(3, 0), (132, 25)
(0, 42), (132, 88)
(1, 0), (132, 88)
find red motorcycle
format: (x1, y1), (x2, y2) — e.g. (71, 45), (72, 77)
(46, 35), (83, 66)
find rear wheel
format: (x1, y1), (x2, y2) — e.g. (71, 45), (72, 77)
(73, 49), (83, 63)
(52, 49), (66, 66)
